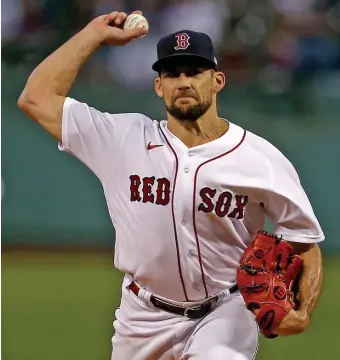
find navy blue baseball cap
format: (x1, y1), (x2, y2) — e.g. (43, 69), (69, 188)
(152, 30), (218, 72)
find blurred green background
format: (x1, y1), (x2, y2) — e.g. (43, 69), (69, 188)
(2, 0), (340, 359)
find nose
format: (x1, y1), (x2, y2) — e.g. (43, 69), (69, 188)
(177, 73), (191, 90)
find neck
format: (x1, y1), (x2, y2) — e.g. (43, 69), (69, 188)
(167, 104), (229, 148)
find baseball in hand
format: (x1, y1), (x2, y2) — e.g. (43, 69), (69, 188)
(123, 14), (149, 35)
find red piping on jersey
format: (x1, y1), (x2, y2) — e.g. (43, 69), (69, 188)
(159, 123), (189, 301)
(192, 129), (247, 298)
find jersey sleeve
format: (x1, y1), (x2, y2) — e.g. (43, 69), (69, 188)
(59, 97), (143, 185)
(264, 149), (325, 243)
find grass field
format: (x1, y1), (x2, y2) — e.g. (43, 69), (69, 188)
(2, 251), (340, 360)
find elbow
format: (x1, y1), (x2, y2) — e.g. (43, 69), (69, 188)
(295, 316), (310, 334)
(17, 90), (39, 118)
(18, 90), (32, 111)
(17, 96), (28, 112)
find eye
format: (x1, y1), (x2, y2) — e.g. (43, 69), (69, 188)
(167, 71), (177, 78)
(163, 70), (177, 78)
(186, 69), (203, 77)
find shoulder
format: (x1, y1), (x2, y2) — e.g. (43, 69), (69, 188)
(244, 127), (295, 169)
(242, 126), (300, 186)
(63, 96), (155, 126)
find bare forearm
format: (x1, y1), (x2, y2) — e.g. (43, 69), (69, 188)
(297, 244), (323, 322)
(274, 243), (323, 336)
(21, 27), (103, 102)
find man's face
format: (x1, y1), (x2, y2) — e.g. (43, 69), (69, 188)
(155, 64), (216, 121)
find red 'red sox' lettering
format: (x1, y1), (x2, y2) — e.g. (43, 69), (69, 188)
(129, 176), (248, 218)
(197, 188), (217, 213)
(142, 176), (155, 203)
(198, 187), (248, 219)
(129, 175), (171, 205)
(129, 174), (142, 202)
(156, 178), (171, 205)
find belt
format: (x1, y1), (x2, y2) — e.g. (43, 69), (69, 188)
(128, 281), (239, 320)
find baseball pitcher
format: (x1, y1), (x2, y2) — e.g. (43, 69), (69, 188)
(18, 10), (324, 360)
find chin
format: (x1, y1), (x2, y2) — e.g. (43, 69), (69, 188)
(166, 101), (208, 121)
(175, 111), (200, 122)
(178, 105), (195, 113)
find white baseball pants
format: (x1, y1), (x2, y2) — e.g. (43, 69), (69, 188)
(111, 275), (259, 360)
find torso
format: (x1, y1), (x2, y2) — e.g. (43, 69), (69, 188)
(105, 120), (269, 301)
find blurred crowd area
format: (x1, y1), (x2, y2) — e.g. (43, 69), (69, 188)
(2, 0), (340, 92)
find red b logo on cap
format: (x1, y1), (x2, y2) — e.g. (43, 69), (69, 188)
(174, 33), (190, 50)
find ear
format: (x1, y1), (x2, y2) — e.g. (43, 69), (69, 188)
(154, 77), (163, 98)
(213, 71), (226, 94)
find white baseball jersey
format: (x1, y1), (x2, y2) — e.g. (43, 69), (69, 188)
(59, 97), (324, 302)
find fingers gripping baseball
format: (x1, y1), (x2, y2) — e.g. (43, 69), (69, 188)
(89, 10), (147, 46)
(104, 11), (128, 27)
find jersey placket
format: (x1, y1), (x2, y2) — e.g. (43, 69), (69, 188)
(173, 148), (207, 301)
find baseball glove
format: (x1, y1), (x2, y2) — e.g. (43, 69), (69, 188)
(236, 230), (303, 338)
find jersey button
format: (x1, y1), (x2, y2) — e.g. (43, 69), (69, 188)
(188, 152), (194, 157)
(181, 221), (186, 226)
(187, 250), (195, 258)
(192, 282), (202, 291)
(184, 167), (189, 173)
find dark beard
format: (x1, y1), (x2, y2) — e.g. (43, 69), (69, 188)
(165, 101), (211, 121)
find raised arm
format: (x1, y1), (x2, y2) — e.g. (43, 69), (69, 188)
(17, 10), (147, 141)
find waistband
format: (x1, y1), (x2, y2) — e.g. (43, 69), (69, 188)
(126, 279), (239, 319)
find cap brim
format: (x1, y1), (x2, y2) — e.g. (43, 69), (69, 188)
(152, 53), (217, 72)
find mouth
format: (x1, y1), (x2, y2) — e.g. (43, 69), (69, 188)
(175, 96), (197, 102)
